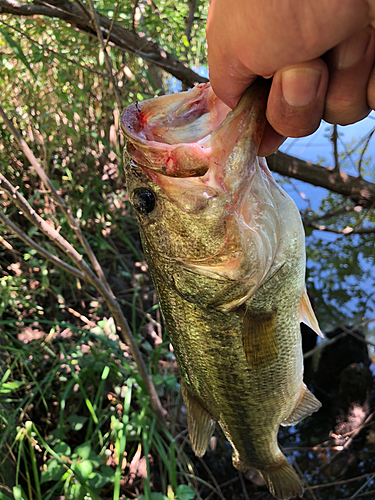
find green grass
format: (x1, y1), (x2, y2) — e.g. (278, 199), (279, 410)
(0, 316), (199, 500)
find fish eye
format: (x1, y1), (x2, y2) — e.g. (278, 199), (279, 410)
(132, 188), (156, 215)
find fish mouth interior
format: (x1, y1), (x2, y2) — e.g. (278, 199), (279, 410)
(122, 83), (231, 146)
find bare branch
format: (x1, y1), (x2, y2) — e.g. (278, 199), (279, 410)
(184, 0), (197, 45)
(358, 128), (375, 177)
(307, 472), (375, 491)
(331, 124), (340, 173)
(104, 0), (120, 48)
(305, 204), (356, 223)
(0, 172), (166, 424)
(268, 151), (375, 208)
(0, 103), (110, 293)
(0, 208), (85, 280)
(86, 0), (122, 108)
(304, 221), (375, 234)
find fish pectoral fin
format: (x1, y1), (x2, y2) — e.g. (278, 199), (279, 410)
(242, 309), (279, 370)
(181, 380), (216, 457)
(281, 383), (322, 426)
(300, 288), (324, 338)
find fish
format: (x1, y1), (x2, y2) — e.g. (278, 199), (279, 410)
(121, 79), (323, 500)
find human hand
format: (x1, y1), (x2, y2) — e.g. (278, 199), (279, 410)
(207, 0), (375, 156)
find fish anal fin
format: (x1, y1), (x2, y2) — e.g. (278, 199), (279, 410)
(243, 310), (279, 370)
(181, 380), (215, 457)
(282, 383), (322, 427)
(261, 456), (304, 500)
(300, 289), (324, 338)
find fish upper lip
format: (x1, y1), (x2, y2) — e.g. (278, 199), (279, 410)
(121, 80), (270, 181)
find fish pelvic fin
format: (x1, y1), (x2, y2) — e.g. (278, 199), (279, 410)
(281, 383), (322, 427)
(181, 380), (216, 457)
(300, 289), (324, 338)
(260, 457), (304, 500)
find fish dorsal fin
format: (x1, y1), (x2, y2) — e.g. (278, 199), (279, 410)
(243, 310), (279, 370)
(181, 380), (216, 457)
(300, 289), (324, 338)
(281, 383), (322, 426)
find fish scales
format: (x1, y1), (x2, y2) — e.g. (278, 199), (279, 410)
(121, 79), (322, 500)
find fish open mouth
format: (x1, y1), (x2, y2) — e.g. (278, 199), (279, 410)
(121, 79), (269, 181)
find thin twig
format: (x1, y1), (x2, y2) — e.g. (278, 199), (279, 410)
(73, 0), (91, 19)
(288, 455), (319, 500)
(185, 473), (226, 500)
(306, 222), (375, 235)
(358, 129), (375, 177)
(104, 0), (120, 48)
(184, 0), (197, 45)
(331, 124), (340, 173)
(132, 0), (139, 32)
(315, 411), (375, 478)
(349, 199), (375, 234)
(0, 20), (105, 76)
(239, 472), (250, 500)
(346, 489), (375, 499)
(308, 473), (375, 490)
(349, 472), (375, 499)
(86, 0), (122, 108)
(0, 208), (85, 281)
(305, 204), (356, 224)
(304, 332), (346, 359)
(304, 319), (375, 359)
(197, 457), (226, 500)
(0, 177), (166, 425)
(0, 104), (110, 293)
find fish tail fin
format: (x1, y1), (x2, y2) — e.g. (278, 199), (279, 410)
(260, 456), (303, 500)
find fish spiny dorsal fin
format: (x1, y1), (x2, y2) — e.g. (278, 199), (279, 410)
(180, 380), (216, 457)
(261, 455), (304, 500)
(300, 289), (324, 338)
(243, 309), (279, 370)
(281, 383), (322, 427)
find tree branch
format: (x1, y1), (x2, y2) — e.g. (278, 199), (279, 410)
(0, 104), (113, 293)
(0, 208), (85, 280)
(0, 0), (207, 87)
(268, 151), (375, 208)
(86, 0), (122, 108)
(0, 172), (166, 424)
(304, 221), (375, 235)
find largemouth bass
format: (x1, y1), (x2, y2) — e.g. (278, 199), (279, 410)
(121, 79), (322, 500)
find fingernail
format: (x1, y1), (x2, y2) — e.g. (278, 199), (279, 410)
(333, 30), (371, 69)
(281, 68), (322, 107)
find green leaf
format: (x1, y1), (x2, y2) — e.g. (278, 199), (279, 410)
(176, 485), (196, 500)
(72, 459), (93, 479)
(0, 28), (36, 79)
(12, 486), (28, 500)
(0, 491), (13, 500)
(40, 458), (65, 484)
(88, 470), (113, 490)
(181, 35), (189, 47)
(73, 441), (92, 459)
(100, 465), (115, 479)
(0, 380), (23, 394)
(53, 441), (71, 456)
(149, 494), (169, 500)
(67, 414), (88, 431)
